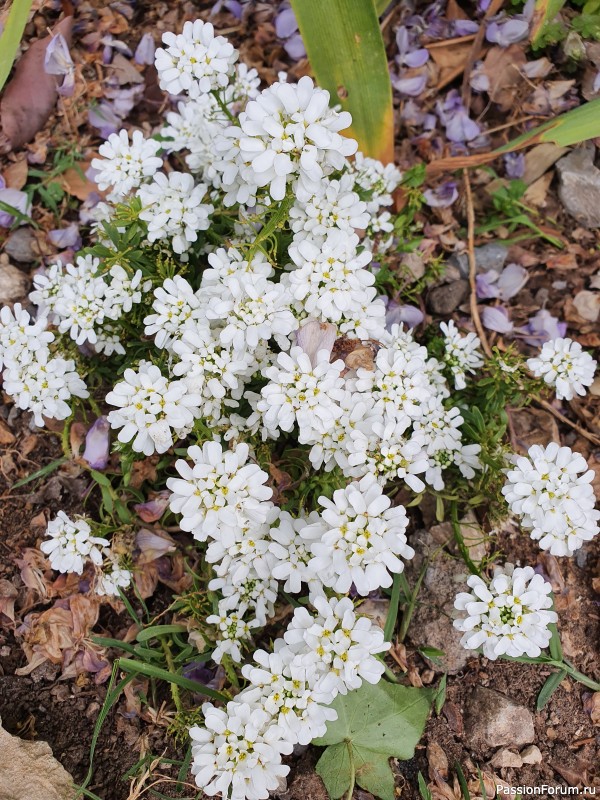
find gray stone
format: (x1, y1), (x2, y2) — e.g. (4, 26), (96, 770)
(4, 227), (37, 263)
(427, 279), (469, 314)
(520, 745), (543, 765)
(0, 261), (29, 303)
(556, 144), (600, 228)
(0, 718), (76, 800)
(491, 748), (523, 768)
(449, 244), (508, 278)
(464, 687), (535, 749)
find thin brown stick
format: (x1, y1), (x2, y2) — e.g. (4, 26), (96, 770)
(426, 33), (478, 48)
(463, 169), (493, 358)
(461, 0), (504, 107)
(535, 397), (600, 447)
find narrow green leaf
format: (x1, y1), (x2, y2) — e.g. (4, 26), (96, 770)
(548, 614), (563, 662)
(136, 624), (188, 643)
(0, 0), (34, 93)
(434, 674), (447, 714)
(374, 0), (391, 14)
(118, 657), (228, 701)
(530, 0), (566, 46)
(418, 772), (433, 800)
(537, 669), (567, 710)
(11, 457), (67, 489)
(290, 0), (394, 162)
(454, 761), (471, 800)
(91, 636), (139, 656)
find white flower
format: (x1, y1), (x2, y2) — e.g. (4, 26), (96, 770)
(284, 595), (388, 699)
(203, 248), (274, 285)
(190, 701), (291, 800)
(210, 569), (279, 627)
(240, 644), (337, 745)
(91, 129), (162, 199)
(139, 172), (213, 254)
(144, 276), (205, 350)
(172, 322), (253, 424)
(527, 337), (596, 401)
(205, 274), (297, 351)
(502, 442), (599, 556)
(3, 351), (88, 427)
(257, 346), (345, 438)
(95, 554), (133, 596)
(166, 440), (273, 542)
(155, 19), (238, 98)
(348, 152), (402, 214)
(41, 511), (108, 575)
(207, 610), (259, 663)
(348, 419), (428, 491)
(289, 174), (369, 236)
(287, 230), (374, 323)
(454, 564), (558, 660)
(440, 320), (484, 390)
(300, 473), (414, 595)
(106, 361), (201, 455)
(0, 304), (53, 371)
(162, 96), (228, 174)
(268, 511), (324, 599)
(216, 75), (357, 202)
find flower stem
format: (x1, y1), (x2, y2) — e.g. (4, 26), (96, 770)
(345, 740), (355, 800)
(450, 500), (481, 576)
(161, 638), (183, 713)
(246, 193), (294, 262)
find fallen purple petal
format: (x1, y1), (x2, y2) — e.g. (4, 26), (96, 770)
(283, 33), (306, 61)
(482, 305), (514, 333)
(497, 263), (528, 300)
(476, 270), (501, 299)
(385, 301), (424, 330)
(486, 16), (529, 47)
(517, 308), (567, 345)
(423, 181), (458, 208)
(275, 7), (299, 39)
(134, 33), (155, 66)
(503, 152), (525, 179)
(88, 102), (123, 138)
(83, 417), (111, 470)
(0, 188), (32, 227)
(392, 73), (428, 97)
(44, 33), (75, 97)
(48, 223), (81, 249)
(134, 492), (171, 523)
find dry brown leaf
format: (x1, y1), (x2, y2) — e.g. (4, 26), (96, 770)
(523, 172), (552, 208)
(129, 457), (158, 489)
(0, 17), (73, 153)
(0, 579), (18, 624)
(0, 420), (15, 445)
(482, 45), (527, 111)
(3, 158), (29, 189)
(546, 252), (579, 270)
(427, 742), (449, 780)
(523, 143), (569, 185)
(588, 692), (600, 726)
(59, 163), (98, 201)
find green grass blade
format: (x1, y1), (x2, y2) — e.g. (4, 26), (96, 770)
(536, 669), (567, 710)
(498, 98), (600, 151)
(136, 624), (189, 643)
(0, 0), (34, 93)
(530, 0), (566, 46)
(11, 457), (67, 489)
(290, 0), (394, 162)
(118, 657), (228, 702)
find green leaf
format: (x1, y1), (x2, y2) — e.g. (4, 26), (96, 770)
(118, 657), (228, 701)
(11, 457), (67, 488)
(290, 0), (393, 162)
(374, 0), (391, 14)
(530, 0), (567, 46)
(0, 0), (34, 93)
(418, 771), (433, 800)
(353, 746), (396, 800)
(316, 743), (352, 799)
(536, 669), (567, 710)
(314, 681), (432, 800)
(434, 674), (447, 714)
(136, 624), (188, 643)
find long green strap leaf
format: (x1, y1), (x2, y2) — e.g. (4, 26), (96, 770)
(118, 657), (228, 701)
(290, 0), (394, 163)
(530, 0), (566, 46)
(0, 0), (34, 93)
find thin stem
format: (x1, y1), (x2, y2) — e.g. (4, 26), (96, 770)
(61, 414), (73, 459)
(383, 572), (402, 642)
(161, 638), (183, 713)
(246, 193), (294, 261)
(450, 500), (481, 577)
(463, 169), (492, 359)
(211, 90), (234, 122)
(398, 564), (427, 643)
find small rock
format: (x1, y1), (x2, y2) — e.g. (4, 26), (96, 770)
(491, 748), (523, 768)
(0, 261), (29, 303)
(464, 686), (535, 749)
(520, 745), (543, 765)
(556, 144), (600, 228)
(449, 244), (508, 278)
(4, 227), (37, 263)
(0, 718), (76, 800)
(427, 279), (469, 314)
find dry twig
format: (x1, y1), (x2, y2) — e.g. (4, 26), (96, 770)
(463, 169), (492, 358)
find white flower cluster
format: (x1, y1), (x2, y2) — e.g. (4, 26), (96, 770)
(191, 596), (387, 800)
(440, 320), (484, 390)
(0, 303), (87, 426)
(502, 442), (599, 556)
(41, 511), (132, 595)
(527, 337), (596, 401)
(454, 564), (557, 660)
(30, 255), (150, 355)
